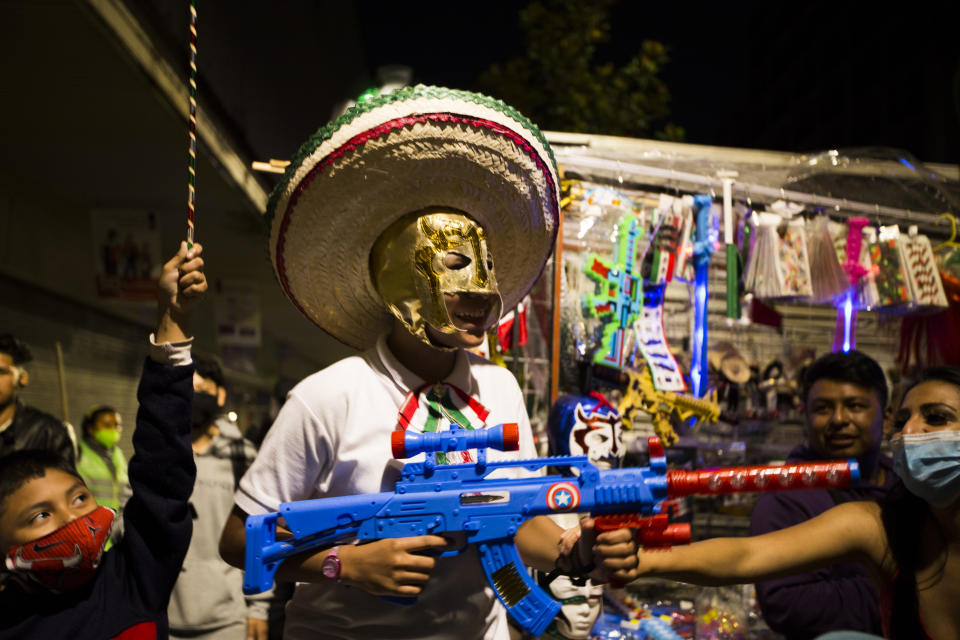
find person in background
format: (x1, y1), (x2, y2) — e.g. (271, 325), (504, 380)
(245, 376), (296, 449)
(749, 350), (896, 639)
(0, 333), (76, 465)
(76, 405), (131, 544)
(168, 352), (271, 640)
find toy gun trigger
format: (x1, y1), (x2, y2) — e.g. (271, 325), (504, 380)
(432, 531), (469, 558)
(593, 514), (691, 549)
(477, 537), (560, 637)
(594, 514), (691, 588)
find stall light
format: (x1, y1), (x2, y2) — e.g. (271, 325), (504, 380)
(842, 294), (854, 353)
(227, 411), (238, 423)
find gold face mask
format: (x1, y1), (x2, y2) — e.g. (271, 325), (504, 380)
(371, 210), (503, 346)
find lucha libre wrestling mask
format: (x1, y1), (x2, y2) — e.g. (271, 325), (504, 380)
(548, 393), (624, 470)
(371, 210), (503, 347)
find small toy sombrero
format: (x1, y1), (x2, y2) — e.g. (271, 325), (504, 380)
(267, 85), (560, 349)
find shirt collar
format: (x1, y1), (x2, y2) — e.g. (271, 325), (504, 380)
(374, 334), (475, 396)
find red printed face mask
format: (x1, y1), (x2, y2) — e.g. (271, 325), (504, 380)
(4, 506), (115, 592)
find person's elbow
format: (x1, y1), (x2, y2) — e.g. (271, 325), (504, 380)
(219, 505), (248, 569)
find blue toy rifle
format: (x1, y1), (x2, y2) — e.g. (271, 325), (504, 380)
(243, 426), (858, 636)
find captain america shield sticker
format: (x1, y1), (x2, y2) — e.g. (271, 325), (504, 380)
(546, 482), (581, 511)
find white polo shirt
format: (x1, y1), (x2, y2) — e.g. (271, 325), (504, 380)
(236, 335), (537, 640)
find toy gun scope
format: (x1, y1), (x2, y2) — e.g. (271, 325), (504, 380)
(391, 424), (519, 459)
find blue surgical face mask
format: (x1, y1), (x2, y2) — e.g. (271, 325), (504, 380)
(891, 431), (960, 508)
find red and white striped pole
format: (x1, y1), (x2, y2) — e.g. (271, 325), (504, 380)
(186, 0), (197, 248)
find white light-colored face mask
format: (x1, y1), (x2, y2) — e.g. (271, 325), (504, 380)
(549, 574), (603, 639)
(891, 431), (960, 508)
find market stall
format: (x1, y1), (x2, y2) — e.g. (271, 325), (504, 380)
(502, 133), (960, 639)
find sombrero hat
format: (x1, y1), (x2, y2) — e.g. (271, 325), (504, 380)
(267, 85), (560, 350)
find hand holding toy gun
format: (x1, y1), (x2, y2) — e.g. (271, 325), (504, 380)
(243, 427), (858, 636)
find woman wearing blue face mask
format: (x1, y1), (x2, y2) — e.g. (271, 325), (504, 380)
(624, 365), (960, 640)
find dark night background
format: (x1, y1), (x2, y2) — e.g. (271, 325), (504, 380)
(355, 2), (960, 164)
(1, 0), (958, 446)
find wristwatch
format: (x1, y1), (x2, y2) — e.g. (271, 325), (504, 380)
(321, 545), (342, 581)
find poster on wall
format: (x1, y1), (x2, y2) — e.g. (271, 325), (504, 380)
(215, 279), (262, 374)
(214, 279), (262, 347)
(90, 210), (162, 301)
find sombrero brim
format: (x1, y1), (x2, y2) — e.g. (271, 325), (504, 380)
(267, 86), (560, 349)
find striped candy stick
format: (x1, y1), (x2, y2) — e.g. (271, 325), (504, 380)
(186, 0), (197, 248)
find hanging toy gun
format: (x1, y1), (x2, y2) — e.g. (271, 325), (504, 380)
(619, 366), (721, 446)
(242, 426), (858, 637)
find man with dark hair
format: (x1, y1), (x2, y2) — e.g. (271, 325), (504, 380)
(168, 352), (272, 640)
(0, 334), (76, 465)
(750, 349), (897, 639)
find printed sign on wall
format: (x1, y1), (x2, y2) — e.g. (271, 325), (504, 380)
(90, 210), (162, 301)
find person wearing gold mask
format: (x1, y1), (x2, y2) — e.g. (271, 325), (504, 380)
(219, 86), (637, 640)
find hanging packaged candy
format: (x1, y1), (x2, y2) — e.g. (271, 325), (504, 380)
(899, 232), (949, 308)
(868, 226), (912, 307)
(829, 219), (848, 264)
(806, 215), (850, 303)
(743, 213), (782, 299)
(776, 219), (813, 299)
(857, 226), (880, 308)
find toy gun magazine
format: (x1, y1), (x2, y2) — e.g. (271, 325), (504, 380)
(243, 425), (858, 636)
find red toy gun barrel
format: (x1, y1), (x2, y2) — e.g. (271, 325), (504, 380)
(666, 459), (859, 497)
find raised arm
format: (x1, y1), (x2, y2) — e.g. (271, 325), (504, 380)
(635, 500), (887, 586)
(123, 242), (207, 607)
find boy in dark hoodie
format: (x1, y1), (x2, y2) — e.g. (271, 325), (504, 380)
(0, 241), (206, 640)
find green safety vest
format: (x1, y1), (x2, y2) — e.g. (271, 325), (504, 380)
(77, 437), (130, 512)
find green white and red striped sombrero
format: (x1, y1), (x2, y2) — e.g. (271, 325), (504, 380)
(267, 85), (560, 350)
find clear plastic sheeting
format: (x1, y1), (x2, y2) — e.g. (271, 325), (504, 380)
(547, 132), (959, 239)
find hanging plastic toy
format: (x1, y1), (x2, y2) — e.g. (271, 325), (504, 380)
(583, 214), (644, 370)
(635, 195), (688, 392)
(689, 195), (715, 398)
